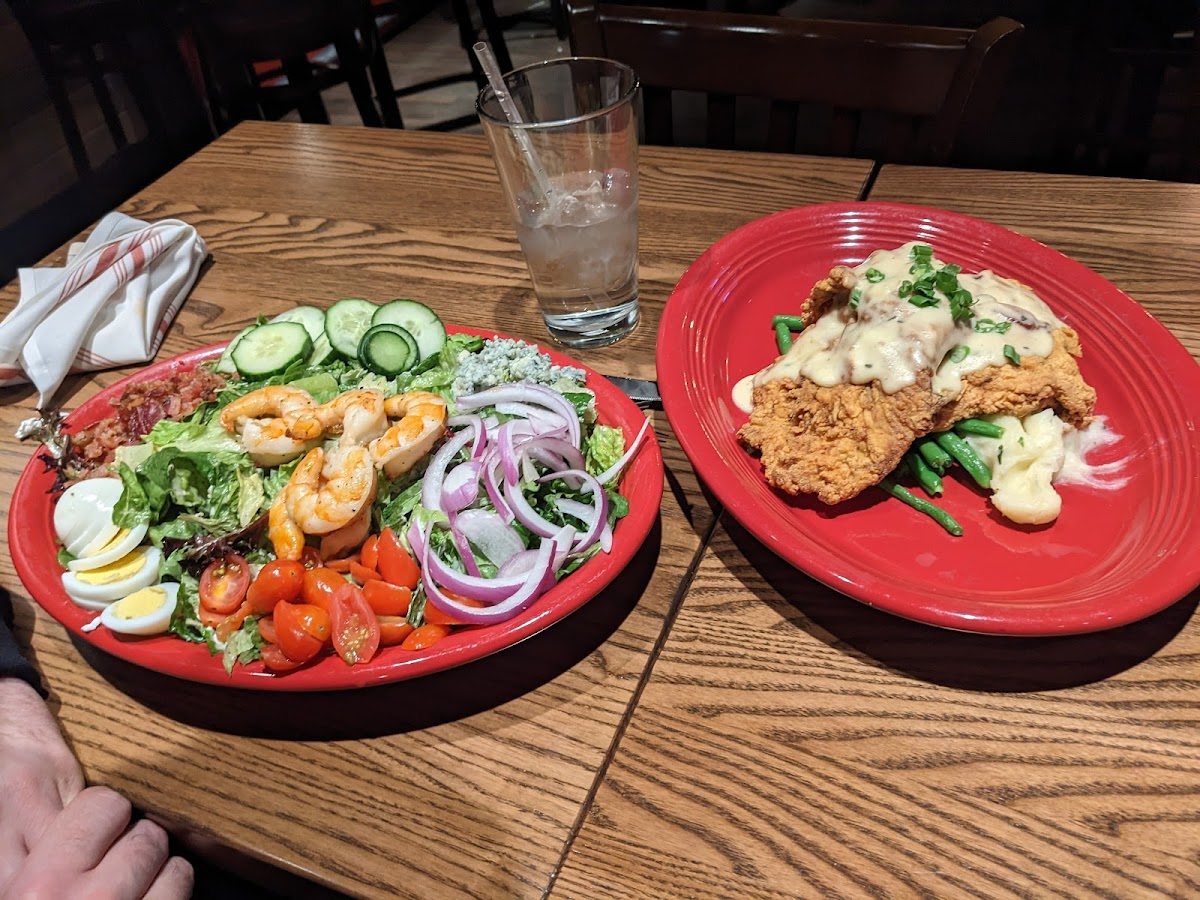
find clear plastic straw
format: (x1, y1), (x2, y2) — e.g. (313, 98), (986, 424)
(473, 41), (557, 203)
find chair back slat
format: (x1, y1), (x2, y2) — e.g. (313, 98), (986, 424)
(564, 1), (1023, 162)
(706, 93), (737, 149)
(765, 101), (798, 153)
(642, 85), (674, 146)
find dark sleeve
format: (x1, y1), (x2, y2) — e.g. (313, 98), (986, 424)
(0, 590), (46, 697)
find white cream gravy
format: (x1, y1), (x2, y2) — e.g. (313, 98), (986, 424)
(737, 243), (1062, 412)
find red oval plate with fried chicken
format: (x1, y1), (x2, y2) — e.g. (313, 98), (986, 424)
(659, 202), (1200, 635)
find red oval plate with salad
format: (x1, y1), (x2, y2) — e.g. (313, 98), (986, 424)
(658, 201), (1200, 636)
(11, 327), (663, 689)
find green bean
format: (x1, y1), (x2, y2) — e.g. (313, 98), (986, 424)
(878, 479), (963, 537)
(933, 431), (992, 488)
(953, 418), (1005, 439)
(915, 437), (953, 474)
(905, 451), (943, 497)
(774, 320), (793, 353)
(771, 314), (807, 332)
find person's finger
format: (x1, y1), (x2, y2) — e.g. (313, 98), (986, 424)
(85, 817), (171, 900)
(141, 855), (195, 900)
(25, 786), (131, 873)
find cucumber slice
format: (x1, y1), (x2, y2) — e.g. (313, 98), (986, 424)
(325, 298), (378, 360)
(231, 322), (313, 379)
(358, 323), (419, 376)
(215, 324), (257, 374)
(371, 299), (446, 361)
(270, 306), (326, 343)
(307, 331), (337, 367)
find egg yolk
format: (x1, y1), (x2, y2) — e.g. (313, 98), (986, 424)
(88, 527), (132, 557)
(74, 548), (149, 585)
(112, 586), (167, 619)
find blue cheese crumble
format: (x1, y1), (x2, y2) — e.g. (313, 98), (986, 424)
(453, 338), (586, 396)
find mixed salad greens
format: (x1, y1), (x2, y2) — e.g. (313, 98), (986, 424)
(59, 300), (647, 674)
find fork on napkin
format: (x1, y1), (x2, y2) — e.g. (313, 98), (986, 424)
(0, 211), (208, 407)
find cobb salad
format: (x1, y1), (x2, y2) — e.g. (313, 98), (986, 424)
(49, 299), (650, 675)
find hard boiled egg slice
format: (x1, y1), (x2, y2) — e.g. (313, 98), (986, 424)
(67, 523), (149, 572)
(54, 478), (124, 557)
(62, 545), (162, 609)
(98, 582), (179, 636)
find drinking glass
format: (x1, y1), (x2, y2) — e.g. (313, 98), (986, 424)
(478, 57), (640, 348)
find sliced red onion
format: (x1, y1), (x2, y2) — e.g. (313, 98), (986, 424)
(421, 428), (476, 512)
(448, 414), (485, 459)
(423, 531), (535, 603)
(456, 384), (580, 448)
(498, 549), (539, 578)
(442, 460), (482, 512)
(495, 402), (566, 434)
(407, 519), (426, 559)
(503, 476), (560, 538)
(424, 537), (554, 624)
(446, 513), (482, 578)
(455, 508), (524, 567)
(597, 417), (653, 485)
(538, 468), (607, 553)
(549, 525), (575, 572)
(555, 497), (597, 527)
(484, 454), (514, 523)
(599, 520), (613, 553)
(527, 436), (585, 471)
(497, 421), (520, 485)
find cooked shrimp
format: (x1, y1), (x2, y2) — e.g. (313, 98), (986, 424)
(219, 386), (318, 467)
(369, 392), (448, 479)
(268, 488), (305, 561)
(219, 385), (315, 431)
(289, 389), (387, 445)
(287, 445), (377, 535)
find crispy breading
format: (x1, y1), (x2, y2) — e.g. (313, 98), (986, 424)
(799, 267), (855, 325)
(738, 375), (938, 504)
(932, 327), (1096, 430)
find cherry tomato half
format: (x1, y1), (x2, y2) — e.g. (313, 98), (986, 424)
(260, 644), (304, 672)
(361, 579), (412, 617)
(422, 589), (485, 627)
(400, 623), (450, 651)
(199, 554), (250, 615)
(377, 616), (414, 646)
(329, 583), (380, 666)
(377, 527), (419, 590)
(300, 546), (323, 570)
(360, 535), (380, 571)
(257, 616), (278, 644)
(302, 567), (345, 613)
(274, 602), (331, 663)
(247, 560), (306, 614)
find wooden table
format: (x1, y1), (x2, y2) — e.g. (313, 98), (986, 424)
(0, 122), (872, 897)
(553, 167), (1200, 897)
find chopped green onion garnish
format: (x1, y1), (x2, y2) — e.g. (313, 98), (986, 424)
(948, 344), (970, 363)
(898, 280), (914, 298)
(974, 318), (1012, 334)
(949, 288), (975, 322)
(865, 268), (885, 283)
(849, 286), (863, 308)
(1003, 344), (1021, 365)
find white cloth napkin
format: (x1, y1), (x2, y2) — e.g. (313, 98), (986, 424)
(0, 212), (208, 405)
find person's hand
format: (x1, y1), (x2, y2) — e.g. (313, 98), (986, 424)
(0, 678), (193, 898)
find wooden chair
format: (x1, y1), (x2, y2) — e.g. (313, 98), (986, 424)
(563, 1), (1024, 163)
(1053, 2), (1199, 181)
(8, 0), (210, 177)
(369, 0), (513, 132)
(194, 0), (403, 129)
